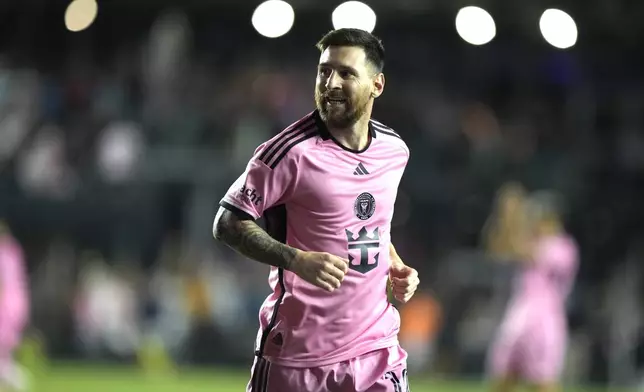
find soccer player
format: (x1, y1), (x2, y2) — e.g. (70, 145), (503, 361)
(0, 222), (29, 391)
(484, 189), (579, 392)
(213, 28), (420, 392)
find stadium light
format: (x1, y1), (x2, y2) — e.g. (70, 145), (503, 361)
(65, 0), (98, 32)
(252, 0), (295, 38)
(332, 1), (377, 33)
(455, 6), (496, 46)
(539, 9), (578, 49)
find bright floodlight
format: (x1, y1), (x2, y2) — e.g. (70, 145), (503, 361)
(332, 1), (377, 33)
(252, 0), (295, 38)
(539, 9), (578, 49)
(65, 0), (98, 32)
(455, 6), (496, 46)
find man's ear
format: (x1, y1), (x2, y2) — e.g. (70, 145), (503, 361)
(372, 73), (385, 98)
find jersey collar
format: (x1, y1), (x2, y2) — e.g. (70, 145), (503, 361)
(313, 110), (376, 153)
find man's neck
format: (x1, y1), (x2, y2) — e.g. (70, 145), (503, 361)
(328, 116), (371, 151)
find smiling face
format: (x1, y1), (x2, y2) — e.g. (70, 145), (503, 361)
(314, 45), (384, 129)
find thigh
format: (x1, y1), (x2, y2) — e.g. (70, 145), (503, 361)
(352, 346), (410, 392)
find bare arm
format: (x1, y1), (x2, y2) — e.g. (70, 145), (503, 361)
(212, 207), (299, 270)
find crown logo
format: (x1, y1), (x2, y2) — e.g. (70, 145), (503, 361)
(345, 226), (379, 242)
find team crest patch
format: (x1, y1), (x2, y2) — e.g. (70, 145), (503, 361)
(354, 192), (376, 220)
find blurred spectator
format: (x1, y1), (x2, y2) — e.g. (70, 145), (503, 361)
(74, 253), (140, 359)
(96, 120), (145, 184)
(15, 124), (77, 199)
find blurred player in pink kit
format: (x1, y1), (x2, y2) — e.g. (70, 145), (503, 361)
(0, 222), (29, 391)
(213, 28), (420, 392)
(484, 185), (579, 392)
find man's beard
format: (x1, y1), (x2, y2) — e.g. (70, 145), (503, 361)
(315, 90), (369, 129)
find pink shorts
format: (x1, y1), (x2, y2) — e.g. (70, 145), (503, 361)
(247, 345), (409, 392)
(487, 314), (567, 384)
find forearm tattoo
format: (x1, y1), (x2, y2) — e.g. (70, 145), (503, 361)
(214, 209), (297, 270)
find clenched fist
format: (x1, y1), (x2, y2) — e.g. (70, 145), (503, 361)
(389, 264), (419, 303)
(289, 251), (350, 292)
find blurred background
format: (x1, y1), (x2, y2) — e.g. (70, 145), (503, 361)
(0, 0), (643, 390)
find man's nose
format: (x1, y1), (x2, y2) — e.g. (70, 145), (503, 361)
(325, 71), (342, 90)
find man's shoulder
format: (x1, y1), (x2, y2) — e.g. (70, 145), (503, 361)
(369, 118), (410, 157)
(253, 112), (320, 170)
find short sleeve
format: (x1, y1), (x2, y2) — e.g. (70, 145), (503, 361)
(219, 145), (294, 220)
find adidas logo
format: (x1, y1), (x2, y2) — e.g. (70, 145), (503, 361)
(353, 163), (369, 175)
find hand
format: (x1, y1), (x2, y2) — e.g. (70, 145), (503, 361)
(289, 250), (350, 292)
(389, 263), (419, 303)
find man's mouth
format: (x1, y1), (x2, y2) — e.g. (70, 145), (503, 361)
(325, 97), (347, 107)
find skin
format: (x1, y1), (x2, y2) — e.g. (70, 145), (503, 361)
(314, 45), (384, 151)
(213, 44), (418, 301)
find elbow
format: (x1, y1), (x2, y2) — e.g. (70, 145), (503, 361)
(212, 207), (228, 241)
(213, 205), (254, 244)
(212, 222), (223, 241)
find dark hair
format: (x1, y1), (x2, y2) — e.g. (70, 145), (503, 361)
(316, 28), (385, 73)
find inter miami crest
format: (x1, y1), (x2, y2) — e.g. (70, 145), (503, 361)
(354, 192), (376, 220)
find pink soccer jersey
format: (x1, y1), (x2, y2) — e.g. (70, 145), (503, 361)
(0, 233), (29, 349)
(220, 110), (409, 368)
(512, 234), (579, 309)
